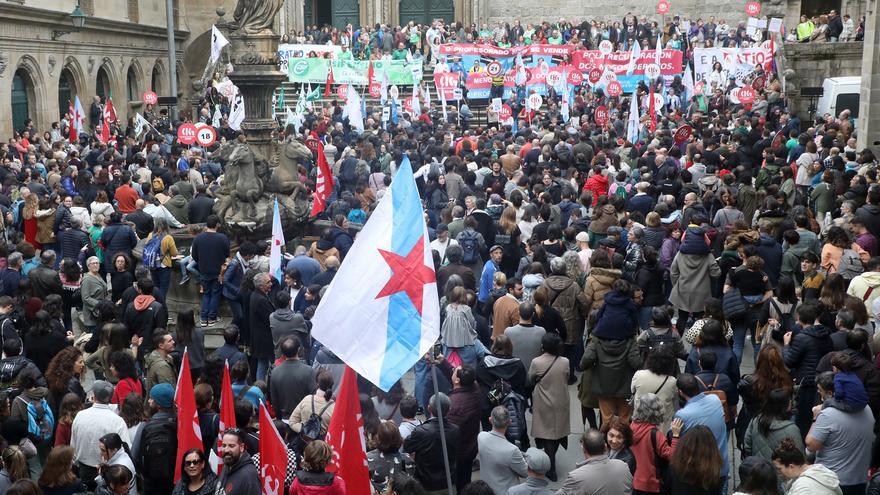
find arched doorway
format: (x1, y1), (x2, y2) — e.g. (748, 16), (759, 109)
(58, 68), (78, 120)
(126, 66), (139, 102)
(399, 0), (453, 25)
(11, 69), (34, 133)
(151, 64), (163, 94)
(96, 66), (111, 101)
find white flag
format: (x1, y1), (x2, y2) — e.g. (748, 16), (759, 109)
(626, 92), (640, 144)
(423, 83), (431, 108)
(73, 96), (85, 136)
(285, 107), (296, 127)
(269, 198), (285, 283)
(210, 25), (230, 64)
(133, 113), (150, 139)
(655, 34), (663, 67)
(229, 85), (245, 131)
(627, 40), (642, 75)
(411, 84), (421, 117)
(344, 84), (363, 134)
(212, 107), (222, 127)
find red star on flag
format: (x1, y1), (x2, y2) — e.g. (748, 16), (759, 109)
(375, 237), (434, 315)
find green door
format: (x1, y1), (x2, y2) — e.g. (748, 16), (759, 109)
(400, 0), (453, 25)
(58, 71), (72, 120)
(331, 0), (359, 30)
(11, 73), (29, 133)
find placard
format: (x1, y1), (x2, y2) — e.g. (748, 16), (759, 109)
(606, 81), (623, 97)
(594, 106), (608, 126)
(490, 97), (503, 113)
(528, 93), (542, 110)
(177, 123), (197, 145)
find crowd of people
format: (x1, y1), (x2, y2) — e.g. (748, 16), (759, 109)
(1, 6), (879, 495)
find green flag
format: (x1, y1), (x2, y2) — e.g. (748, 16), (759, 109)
(305, 86), (322, 101)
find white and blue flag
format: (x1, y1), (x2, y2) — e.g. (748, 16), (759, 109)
(311, 156), (440, 391)
(269, 198), (285, 283)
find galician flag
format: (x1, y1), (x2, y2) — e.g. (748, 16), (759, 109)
(655, 33), (663, 68)
(626, 40), (641, 75)
(269, 198), (285, 283)
(311, 155), (440, 391)
(72, 96), (85, 139)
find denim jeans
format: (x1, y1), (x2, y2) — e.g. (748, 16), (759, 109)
(152, 267), (171, 301)
(227, 297), (243, 328)
(731, 309), (761, 366)
(638, 306), (654, 330)
(256, 358), (271, 382)
(199, 276), (222, 321)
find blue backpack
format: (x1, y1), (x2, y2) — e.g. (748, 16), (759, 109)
(142, 234), (165, 269)
(18, 395), (54, 443)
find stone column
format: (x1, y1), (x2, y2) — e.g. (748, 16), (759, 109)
(286, 0), (305, 33)
(857, 0), (879, 150)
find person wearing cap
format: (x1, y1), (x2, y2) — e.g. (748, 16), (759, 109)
(507, 448), (554, 495)
(71, 380), (131, 489)
(479, 245), (504, 308)
(136, 382), (178, 494)
(575, 231), (593, 272)
(430, 224), (459, 266)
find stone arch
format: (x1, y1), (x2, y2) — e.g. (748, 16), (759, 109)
(126, 59), (144, 102)
(151, 59), (166, 94)
(59, 57), (86, 119)
(12, 55), (48, 132)
(96, 57), (118, 101)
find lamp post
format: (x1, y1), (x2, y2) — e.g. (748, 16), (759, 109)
(165, 0), (178, 120)
(52, 3), (87, 40)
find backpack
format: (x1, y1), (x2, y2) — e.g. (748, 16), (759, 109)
(140, 417), (177, 481)
(301, 395), (334, 442)
(0, 358), (25, 400)
(9, 200), (23, 230)
(18, 395), (54, 443)
(151, 176), (165, 193)
(649, 427), (671, 493)
(488, 378), (526, 444)
(768, 299), (797, 342)
(142, 234), (165, 270)
(614, 184), (629, 200)
(696, 374), (731, 423)
(837, 248), (865, 280)
(642, 328), (677, 357)
(459, 230), (480, 265)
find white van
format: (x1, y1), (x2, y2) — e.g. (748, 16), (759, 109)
(816, 76), (860, 118)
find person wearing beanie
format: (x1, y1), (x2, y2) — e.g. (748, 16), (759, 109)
(507, 447), (553, 495)
(71, 381), (130, 490)
(136, 383), (178, 494)
(806, 368), (874, 494)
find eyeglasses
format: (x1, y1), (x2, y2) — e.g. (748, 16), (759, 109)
(184, 459), (204, 467)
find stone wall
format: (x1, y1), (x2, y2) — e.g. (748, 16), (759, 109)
(781, 41), (864, 121)
(484, 0), (761, 25)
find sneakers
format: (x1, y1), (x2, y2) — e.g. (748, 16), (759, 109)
(200, 320), (209, 327)
(179, 274), (190, 285)
(208, 319), (220, 326)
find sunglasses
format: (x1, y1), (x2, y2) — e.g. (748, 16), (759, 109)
(184, 459), (204, 467)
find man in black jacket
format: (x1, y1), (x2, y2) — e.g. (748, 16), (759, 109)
(267, 337), (315, 420)
(27, 250), (62, 299)
(404, 392), (460, 492)
(58, 218), (89, 261)
(187, 184), (216, 224)
(217, 429), (261, 495)
(124, 199), (154, 239)
(249, 273), (275, 382)
(122, 278), (167, 358)
(827, 10), (843, 41)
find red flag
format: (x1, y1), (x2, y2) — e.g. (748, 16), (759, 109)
(213, 360), (237, 474)
(649, 85), (657, 133)
(68, 100), (77, 143)
(325, 367), (371, 495)
(174, 349), (202, 483)
(367, 61), (375, 86)
(100, 98), (117, 144)
(259, 401), (287, 494)
(310, 141), (334, 218)
(324, 63), (334, 97)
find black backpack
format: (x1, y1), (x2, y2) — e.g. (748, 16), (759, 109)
(140, 417), (177, 482)
(459, 230), (479, 265)
(301, 395), (334, 442)
(768, 299), (798, 342)
(641, 328), (677, 360)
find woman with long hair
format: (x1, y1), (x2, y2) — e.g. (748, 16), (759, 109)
(821, 225), (869, 278)
(23, 309), (67, 373)
(58, 259), (81, 331)
(53, 392), (82, 447)
(496, 206), (523, 277)
(517, 203), (540, 242)
(683, 297), (732, 345)
(631, 344), (679, 432)
(817, 273), (848, 328)
(685, 320), (739, 402)
(45, 346), (85, 415)
(0, 447), (28, 493)
(37, 445), (85, 494)
(80, 255), (108, 335)
(291, 440), (346, 494)
(146, 217), (178, 300)
(120, 393), (146, 445)
(734, 457), (781, 495)
(171, 448), (218, 495)
(724, 253), (774, 365)
(367, 422), (412, 493)
(532, 285), (567, 342)
(668, 425), (723, 494)
(85, 323), (138, 384)
(736, 345), (793, 446)
(290, 370), (336, 449)
(759, 276), (799, 349)
(176, 309), (205, 380)
(98, 433), (136, 495)
(743, 388), (803, 462)
(109, 352), (142, 404)
(21, 193), (40, 250)
(440, 286), (486, 370)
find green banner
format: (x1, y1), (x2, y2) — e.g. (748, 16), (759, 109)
(287, 58), (423, 85)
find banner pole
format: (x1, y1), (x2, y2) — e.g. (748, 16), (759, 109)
(430, 364), (455, 495)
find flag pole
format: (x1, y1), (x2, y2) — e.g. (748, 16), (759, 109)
(430, 364), (455, 495)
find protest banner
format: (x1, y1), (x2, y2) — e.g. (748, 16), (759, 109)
(288, 58), (422, 85)
(570, 49), (683, 76)
(692, 47), (774, 85)
(277, 44), (342, 72)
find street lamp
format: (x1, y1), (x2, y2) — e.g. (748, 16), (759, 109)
(52, 3), (87, 41)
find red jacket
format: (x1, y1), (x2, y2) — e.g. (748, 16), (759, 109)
(630, 421), (678, 493)
(112, 377), (143, 404)
(583, 173), (609, 206)
(289, 471), (346, 495)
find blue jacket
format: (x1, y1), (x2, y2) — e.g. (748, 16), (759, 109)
(755, 234), (783, 286)
(627, 194), (654, 218)
(592, 291), (638, 340)
(222, 257), (246, 300)
(675, 393), (729, 477)
(61, 176), (78, 197)
(99, 223), (138, 270)
(685, 344), (740, 404)
(678, 226), (711, 255)
(478, 260), (498, 304)
(286, 255), (322, 286)
(328, 226), (353, 259)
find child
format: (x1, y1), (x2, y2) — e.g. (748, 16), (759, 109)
(800, 251), (824, 302)
(178, 224), (204, 284)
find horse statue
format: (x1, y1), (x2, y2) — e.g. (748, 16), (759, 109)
(211, 138), (263, 220)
